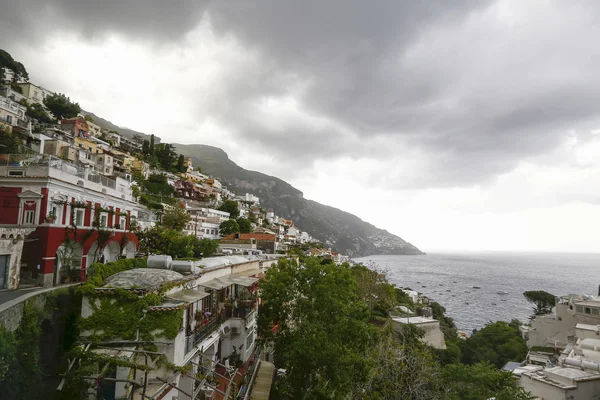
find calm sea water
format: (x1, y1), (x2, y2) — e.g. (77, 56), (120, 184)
(354, 252), (600, 333)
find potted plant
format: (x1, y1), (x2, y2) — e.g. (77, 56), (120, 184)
(114, 223), (121, 229)
(45, 212), (57, 223)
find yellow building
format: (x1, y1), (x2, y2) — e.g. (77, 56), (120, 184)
(74, 136), (103, 154)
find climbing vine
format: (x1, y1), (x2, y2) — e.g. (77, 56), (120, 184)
(79, 295), (183, 343)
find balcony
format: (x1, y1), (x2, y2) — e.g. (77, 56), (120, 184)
(185, 315), (224, 355)
(224, 300), (257, 321)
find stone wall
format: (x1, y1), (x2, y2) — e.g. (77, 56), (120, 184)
(0, 227), (34, 289)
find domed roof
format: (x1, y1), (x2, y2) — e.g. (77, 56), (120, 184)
(104, 268), (184, 289)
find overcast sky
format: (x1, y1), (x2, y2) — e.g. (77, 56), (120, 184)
(3, 1), (600, 252)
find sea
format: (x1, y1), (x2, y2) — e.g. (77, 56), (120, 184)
(354, 252), (600, 333)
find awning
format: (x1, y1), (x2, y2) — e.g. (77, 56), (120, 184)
(167, 289), (211, 303)
(199, 275), (259, 290)
(234, 268), (264, 277)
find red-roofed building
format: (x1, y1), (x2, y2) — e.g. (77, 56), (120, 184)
(280, 218), (293, 227)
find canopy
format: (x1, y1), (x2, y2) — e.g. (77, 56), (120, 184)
(167, 289), (211, 303)
(199, 275), (259, 290)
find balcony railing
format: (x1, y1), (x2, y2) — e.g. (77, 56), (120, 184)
(224, 301), (257, 321)
(185, 315), (224, 355)
(0, 154), (118, 191)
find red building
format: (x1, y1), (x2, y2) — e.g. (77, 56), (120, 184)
(60, 116), (90, 138)
(0, 153), (143, 288)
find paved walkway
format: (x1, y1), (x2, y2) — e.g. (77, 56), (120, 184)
(0, 284), (78, 313)
(249, 361), (274, 400)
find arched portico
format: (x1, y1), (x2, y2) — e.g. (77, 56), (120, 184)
(54, 241), (83, 285)
(103, 241), (121, 263)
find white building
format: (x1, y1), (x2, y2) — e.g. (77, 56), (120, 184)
(15, 82), (54, 106)
(105, 131), (121, 147)
(523, 294), (600, 349)
(239, 193), (260, 204)
(76, 255), (278, 400)
(391, 316), (447, 350)
(0, 95), (28, 131)
(520, 332), (600, 400)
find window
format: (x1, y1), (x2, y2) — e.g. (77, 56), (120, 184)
(6, 115), (12, 124)
(576, 306), (584, 313)
(246, 332), (254, 350)
(24, 210), (35, 225)
(8, 170), (24, 176)
(100, 213), (108, 228)
(75, 209), (84, 226)
(120, 216), (126, 228)
(585, 307), (592, 314)
(592, 308), (599, 316)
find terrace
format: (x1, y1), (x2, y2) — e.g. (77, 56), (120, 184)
(0, 153), (134, 201)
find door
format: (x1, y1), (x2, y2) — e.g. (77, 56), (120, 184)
(0, 255), (9, 289)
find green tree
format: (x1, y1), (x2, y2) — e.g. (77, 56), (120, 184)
(155, 143), (178, 172)
(142, 139), (150, 155)
(161, 205), (190, 231)
(137, 226), (194, 258)
(22, 101), (53, 123)
(443, 363), (534, 400)
(219, 219), (240, 236)
(193, 238), (219, 257)
(356, 331), (444, 400)
(523, 290), (555, 316)
(218, 199), (240, 218)
(0, 127), (23, 153)
(351, 263), (397, 316)
(144, 174), (174, 196)
(460, 321), (527, 368)
(150, 134), (155, 155)
(236, 217), (252, 233)
(259, 257), (377, 399)
(43, 93), (81, 119)
(176, 154), (185, 173)
(84, 114), (94, 122)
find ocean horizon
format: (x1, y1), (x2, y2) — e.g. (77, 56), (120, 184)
(354, 251), (600, 333)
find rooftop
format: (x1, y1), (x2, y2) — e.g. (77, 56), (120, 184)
(575, 300), (600, 307)
(546, 365), (600, 380)
(104, 269), (184, 289)
(392, 316), (438, 325)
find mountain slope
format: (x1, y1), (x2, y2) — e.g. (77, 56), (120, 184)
(77, 111), (423, 256)
(174, 144), (423, 257)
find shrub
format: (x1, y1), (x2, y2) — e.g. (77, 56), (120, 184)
(86, 258), (147, 287)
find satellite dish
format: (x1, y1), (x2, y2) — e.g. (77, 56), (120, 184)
(222, 326), (231, 335)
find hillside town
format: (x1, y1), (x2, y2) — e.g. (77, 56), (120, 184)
(2, 50), (599, 400)
(0, 61), (351, 399)
(0, 71), (355, 291)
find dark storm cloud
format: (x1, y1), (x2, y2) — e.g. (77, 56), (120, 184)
(3, 1), (600, 188)
(202, 1), (600, 186)
(0, 0), (210, 44)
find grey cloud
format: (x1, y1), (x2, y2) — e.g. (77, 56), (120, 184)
(0, 0), (210, 44)
(4, 1), (600, 189)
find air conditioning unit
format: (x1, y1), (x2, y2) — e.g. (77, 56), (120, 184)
(231, 327), (239, 335)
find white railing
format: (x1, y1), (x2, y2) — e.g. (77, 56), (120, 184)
(1, 154), (118, 191)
